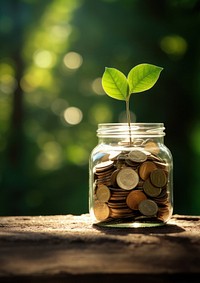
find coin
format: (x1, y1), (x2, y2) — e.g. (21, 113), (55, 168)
(95, 168), (114, 177)
(144, 141), (160, 155)
(96, 185), (111, 202)
(117, 153), (127, 162)
(108, 201), (127, 208)
(157, 206), (171, 222)
(143, 178), (162, 197)
(147, 154), (162, 163)
(128, 149), (147, 163)
(139, 161), (157, 180)
(150, 169), (167, 187)
(109, 191), (128, 201)
(109, 196), (127, 202)
(126, 190), (147, 210)
(116, 167), (139, 190)
(125, 158), (138, 167)
(94, 160), (114, 172)
(138, 199), (158, 216)
(153, 187), (168, 200)
(111, 169), (120, 186)
(93, 201), (110, 221)
(154, 161), (168, 170)
(110, 207), (134, 218)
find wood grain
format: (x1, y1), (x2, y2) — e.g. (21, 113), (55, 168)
(0, 214), (199, 282)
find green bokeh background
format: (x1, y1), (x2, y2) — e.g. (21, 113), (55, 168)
(0, 0), (200, 216)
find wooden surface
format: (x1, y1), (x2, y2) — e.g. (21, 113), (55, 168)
(0, 214), (200, 283)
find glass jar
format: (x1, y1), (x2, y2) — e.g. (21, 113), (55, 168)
(89, 123), (173, 228)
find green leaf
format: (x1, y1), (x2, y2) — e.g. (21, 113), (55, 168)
(127, 63), (163, 94)
(102, 67), (129, 101)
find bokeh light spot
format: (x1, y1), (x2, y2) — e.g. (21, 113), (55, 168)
(0, 74), (17, 94)
(92, 77), (105, 95)
(21, 68), (53, 92)
(33, 49), (56, 68)
(63, 106), (83, 125)
(51, 25), (72, 41)
(66, 144), (88, 165)
(89, 104), (112, 123)
(63, 52), (83, 69)
(36, 141), (63, 170)
(51, 98), (68, 115)
(160, 35), (188, 57)
(0, 62), (15, 76)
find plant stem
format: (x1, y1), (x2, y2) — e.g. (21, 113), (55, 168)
(126, 98), (132, 146)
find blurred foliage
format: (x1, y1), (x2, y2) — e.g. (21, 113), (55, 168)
(0, 0), (200, 216)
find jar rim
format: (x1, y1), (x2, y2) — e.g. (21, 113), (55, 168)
(97, 123), (165, 138)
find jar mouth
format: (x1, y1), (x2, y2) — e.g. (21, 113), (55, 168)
(97, 123), (165, 138)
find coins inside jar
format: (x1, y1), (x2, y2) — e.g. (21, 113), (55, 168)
(116, 167), (139, 190)
(143, 178), (162, 197)
(139, 161), (157, 180)
(138, 199), (158, 216)
(92, 140), (171, 224)
(93, 201), (110, 221)
(126, 190), (147, 210)
(150, 169), (167, 187)
(96, 184), (111, 202)
(128, 149), (147, 163)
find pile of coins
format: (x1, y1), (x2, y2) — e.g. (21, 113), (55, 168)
(92, 140), (172, 224)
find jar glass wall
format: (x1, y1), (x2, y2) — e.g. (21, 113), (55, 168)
(89, 123), (173, 228)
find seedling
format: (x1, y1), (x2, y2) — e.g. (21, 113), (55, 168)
(102, 63), (163, 144)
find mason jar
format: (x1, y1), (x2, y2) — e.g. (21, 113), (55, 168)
(89, 123), (173, 228)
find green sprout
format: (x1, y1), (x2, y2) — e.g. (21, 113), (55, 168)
(102, 63), (163, 144)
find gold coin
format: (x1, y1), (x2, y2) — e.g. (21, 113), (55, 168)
(93, 201), (110, 221)
(139, 161), (157, 180)
(126, 190), (147, 210)
(116, 167), (139, 190)
(144, 141), (160, 155)
(143, 178), (162, 197)
(150, 169), (167, 187)
(128, 149), (147, 163)
(138, 199), (158, 216)
(96, 185), (111, 202)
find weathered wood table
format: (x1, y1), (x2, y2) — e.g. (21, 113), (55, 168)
(0, 214), (199, 283)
